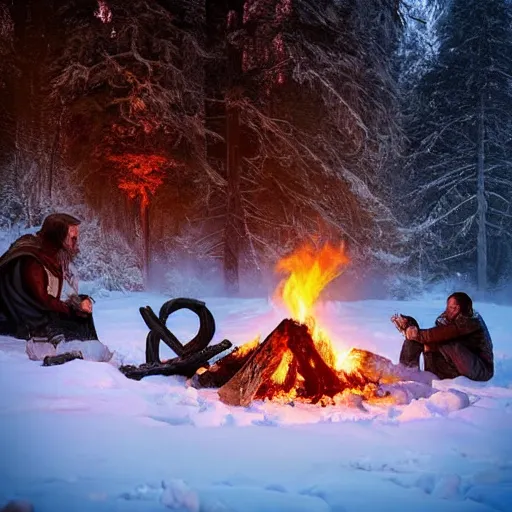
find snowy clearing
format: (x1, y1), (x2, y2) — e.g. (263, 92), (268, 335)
(1, 294), (511, 512)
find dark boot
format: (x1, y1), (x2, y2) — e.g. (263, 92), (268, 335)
(43, 351), (83, 366)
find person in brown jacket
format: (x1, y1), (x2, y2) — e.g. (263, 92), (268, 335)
(396, 292), (494, 381)
(0, 213), (98, 342)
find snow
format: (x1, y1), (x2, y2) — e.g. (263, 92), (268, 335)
(1, 293), (512, 512)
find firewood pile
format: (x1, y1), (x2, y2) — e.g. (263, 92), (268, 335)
(192, 318), (404, 407)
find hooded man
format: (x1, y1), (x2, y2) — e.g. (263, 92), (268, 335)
(395, 292), (493, 382)
(0, 213), (98, 343)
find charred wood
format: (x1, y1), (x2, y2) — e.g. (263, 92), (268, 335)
(194, 343), (259, 388)
(120, 339), (232, 381)
(141, 298), (216, 363)
(217, 319), (289, 407)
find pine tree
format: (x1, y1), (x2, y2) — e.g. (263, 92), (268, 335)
(51, 0), (215, 285)
(205, 0), (404, 293)
(0, 3), (15, 206)
(405, 0), (512, 291)
(2, 0), (64, 224)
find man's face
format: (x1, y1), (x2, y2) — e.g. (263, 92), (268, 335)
(445, 297), (461, 321)
(63, 225), (79, 254)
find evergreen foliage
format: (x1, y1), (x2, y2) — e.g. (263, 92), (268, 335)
(403, 0), (512, 290)
(4, 1), (511, 295)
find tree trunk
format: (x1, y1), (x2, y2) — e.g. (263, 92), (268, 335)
(10, 0), (52, 217)
(48, 105), (63, 201)
(224, 99), (242, 293)
(140, 201), (150, 289)
(476, 92), (487, 292)
(223, 1), (244, 294)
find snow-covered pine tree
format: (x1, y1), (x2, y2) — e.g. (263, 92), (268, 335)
(1, 1), (63, 225)
(204, 0), (405, 293)
(398, 0), (447, 88)
(51, 0), (218, 287)
(404, 0), (512, 291)
(0, 4), (16, 226)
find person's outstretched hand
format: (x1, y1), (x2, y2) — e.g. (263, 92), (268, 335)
(391, 314), (408, 331)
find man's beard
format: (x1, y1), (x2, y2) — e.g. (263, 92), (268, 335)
(58, 246), (80, 292)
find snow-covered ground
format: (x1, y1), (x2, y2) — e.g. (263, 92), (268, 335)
(1, 293), (511, 512)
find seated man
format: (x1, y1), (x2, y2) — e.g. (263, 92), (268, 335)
(393, 292), (493, 382)
(0, 213), (98, 343)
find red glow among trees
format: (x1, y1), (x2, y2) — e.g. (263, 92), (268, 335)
(108, 153), (172, 285)
(109, 154), (167, 208)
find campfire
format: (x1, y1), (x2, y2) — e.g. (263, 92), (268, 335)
(121, 241), (407, 406)
(195, 243), (401, 407)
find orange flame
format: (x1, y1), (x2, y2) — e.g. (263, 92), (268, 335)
(274, 242), (358, 374)
(271, 349), (294, 384)
(235, 335), (260, 357)
(275, 242), (349, 324)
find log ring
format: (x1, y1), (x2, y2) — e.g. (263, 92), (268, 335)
(140, 298), (216, 364)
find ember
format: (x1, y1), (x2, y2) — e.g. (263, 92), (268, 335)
(195, 242), (402, 406)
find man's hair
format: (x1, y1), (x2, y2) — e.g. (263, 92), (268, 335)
(38, 213), (81, 250)
(448, 292), (473, 316)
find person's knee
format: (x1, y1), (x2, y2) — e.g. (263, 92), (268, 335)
(469, 366), (493, 382)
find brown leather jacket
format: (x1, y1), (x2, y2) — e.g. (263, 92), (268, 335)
(418, 312), (493, 366)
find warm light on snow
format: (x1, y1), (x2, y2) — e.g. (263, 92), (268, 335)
(0, 288), (509, 511)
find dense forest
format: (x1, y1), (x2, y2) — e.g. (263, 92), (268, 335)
(0, 0), (511, 298)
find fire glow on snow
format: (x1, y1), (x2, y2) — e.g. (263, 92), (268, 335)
(0, 294), (511, 511)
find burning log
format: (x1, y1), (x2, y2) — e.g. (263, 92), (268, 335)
(217, 320), (289, 407)
(286, 321), (343, 400)
(340, 348), (401, 385)
(193, 243), (368, 406)
(194, 338), (259, 388)
(214, 319), (362, 406)
(196, 323), (405, 407)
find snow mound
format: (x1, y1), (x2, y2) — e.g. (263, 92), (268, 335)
(379, 381), (436, 405)
(397, 389), (470, 421)
(120, 481), (330, 512)
(427, 389), (470, 414)
(161, 479), (200, 511)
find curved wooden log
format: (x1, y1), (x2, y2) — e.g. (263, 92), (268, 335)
(158, 298), (216, 356)
(120, 339), (232, 381)
(140, 305), (185, 359)
(140, 298), (216, 363)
